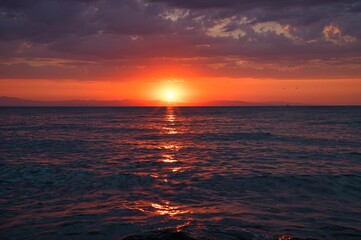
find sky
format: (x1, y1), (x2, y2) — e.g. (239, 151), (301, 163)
(0, 0), (360, 105)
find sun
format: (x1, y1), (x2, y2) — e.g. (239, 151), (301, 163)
(166, 91), (175, 101)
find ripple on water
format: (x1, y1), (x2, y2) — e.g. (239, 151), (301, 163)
(1, 107), (361, 240)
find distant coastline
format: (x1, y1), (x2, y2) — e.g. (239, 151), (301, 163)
(0, 96), (338, 107)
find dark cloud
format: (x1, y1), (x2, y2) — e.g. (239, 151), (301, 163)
(0, 0), (360, 80)
(146, 0), (360, 11)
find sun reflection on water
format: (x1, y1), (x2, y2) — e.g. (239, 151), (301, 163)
(166, 108), (176, 123)
(162, 127), (178, 134)
(171, 167), (182, 173)
(124, 200), (190, 219)
(163, 144), (181, 150)
(162, 154), (178, 163)
(151, 201), (190, 217)
(163, 107), (178, 134)
(126, 107), (192, 224)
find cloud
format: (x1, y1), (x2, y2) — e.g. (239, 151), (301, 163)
(323, 24), (356, 45)
(252, 22), (296, 41)
(146, 0), (360, 11)
(0, 0), (360, 80)
(206, 16), (248, 39)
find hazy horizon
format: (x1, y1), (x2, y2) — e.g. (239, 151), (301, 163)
(3, 95), (361, 106)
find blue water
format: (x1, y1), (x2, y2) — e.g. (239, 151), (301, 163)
(0, 107), (360, 240)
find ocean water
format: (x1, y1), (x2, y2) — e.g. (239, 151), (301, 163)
(0, 107), (360, 240)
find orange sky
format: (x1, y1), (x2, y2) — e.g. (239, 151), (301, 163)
(1, 77), (360, 105)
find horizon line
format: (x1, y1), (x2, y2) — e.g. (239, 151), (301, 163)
(0, 96), (360, 107)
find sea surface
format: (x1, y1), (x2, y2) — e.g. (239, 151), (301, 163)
(0, 107), (360, 240)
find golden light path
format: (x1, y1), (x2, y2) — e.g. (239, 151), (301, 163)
(122, 107), (192, 226)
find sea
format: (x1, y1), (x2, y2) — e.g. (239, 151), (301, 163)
(0, 107), (360, 240)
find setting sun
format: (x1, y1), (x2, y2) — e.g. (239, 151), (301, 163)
(166, 91), (175, 101)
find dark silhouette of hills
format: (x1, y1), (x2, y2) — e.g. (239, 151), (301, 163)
(0, 96), (302, 106)
(191, 100), (301, 106)
(0, 96), (163, 106)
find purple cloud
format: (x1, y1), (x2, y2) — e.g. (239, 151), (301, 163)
(0, 0), (360, 80)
